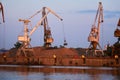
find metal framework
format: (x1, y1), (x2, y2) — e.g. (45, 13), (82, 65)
(17, 7), (63, 57)
(87, 2), (104, 56)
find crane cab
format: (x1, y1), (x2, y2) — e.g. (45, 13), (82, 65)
(18, 36), (31, 42)
(114, 19), (120, 37)
(88, 27), (98, 43)
(88, 36), (98, 43)
(46, 37), (54, 43)
(114, 29), (120, 37)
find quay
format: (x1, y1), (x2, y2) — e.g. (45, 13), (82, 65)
(0, 47), (120, 67)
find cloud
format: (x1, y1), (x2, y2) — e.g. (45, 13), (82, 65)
(76, 10), (120, 18)
(78, 10), (96, 14)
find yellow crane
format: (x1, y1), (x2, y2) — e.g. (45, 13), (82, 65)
(17, 7), (63, 57)
(87, 2), (104, 56)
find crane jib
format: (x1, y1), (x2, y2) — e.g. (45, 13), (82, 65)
(0, 2), (5, 23)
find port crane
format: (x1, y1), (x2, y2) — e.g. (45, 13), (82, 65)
(0, 2), (5, 23)
(17, 7), (63, 57)
(114, 18), (120, 40)
(113, 18), (120, 55)
(87, 2), (104, 56)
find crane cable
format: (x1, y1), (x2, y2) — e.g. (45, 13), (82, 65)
(101, 22), (104, 49)
(61, 21), (67, 46)
(3, 23), (6, 49)
(0, 23), (6, 49)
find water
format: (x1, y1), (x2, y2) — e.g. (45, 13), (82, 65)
(0, 65), (120, 80)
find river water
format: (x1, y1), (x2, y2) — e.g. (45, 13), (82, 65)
(0, 65), (120, 80)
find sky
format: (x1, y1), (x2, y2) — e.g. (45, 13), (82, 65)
(0, 0), (120, 49)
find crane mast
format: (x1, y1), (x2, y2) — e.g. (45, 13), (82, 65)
(87, 2), (104, 56)
(0, 2), (5, 23)
(18, 19), (31, 48)
(42, 7), (53, 47)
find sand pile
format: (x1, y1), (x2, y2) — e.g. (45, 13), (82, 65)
(33, 47), (79, 57)
(0, 47), (79, 57)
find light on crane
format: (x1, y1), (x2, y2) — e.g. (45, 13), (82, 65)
(87, 2), (104, 56)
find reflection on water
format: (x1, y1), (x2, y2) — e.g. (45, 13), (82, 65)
(0, 65), (120, 80)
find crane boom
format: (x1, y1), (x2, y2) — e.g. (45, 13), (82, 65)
(45, 7), (63, 21)
(97, 2), (103, 42)
(0, 2), (5, 23)
(29, 11), (49, 35)
(29, 7), (63, 36)
(94, 2), (103, 25)
(28, 10), (42, 20)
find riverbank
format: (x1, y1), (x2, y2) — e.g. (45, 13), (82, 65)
(0, 47), (119, 67)
(0, 55), (119, 67)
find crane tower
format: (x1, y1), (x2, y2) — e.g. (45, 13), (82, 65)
(87, 2), (104, 56)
